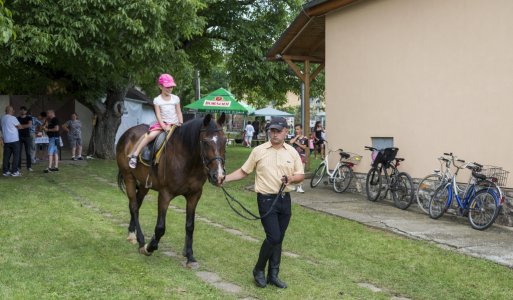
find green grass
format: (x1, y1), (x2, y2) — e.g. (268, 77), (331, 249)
(1, 145), (513, 299)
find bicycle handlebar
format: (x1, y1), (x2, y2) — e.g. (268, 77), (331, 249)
(364, 146), (376, 151)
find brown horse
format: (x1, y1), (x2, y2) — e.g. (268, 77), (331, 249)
(116, 114), (226, 267)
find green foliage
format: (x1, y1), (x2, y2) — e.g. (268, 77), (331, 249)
(0, 0), (15, 44)
(0, 0), (318, 106)
(0, 0), (206, 99)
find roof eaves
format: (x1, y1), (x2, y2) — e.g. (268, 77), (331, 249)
(266, 0), (363, 61)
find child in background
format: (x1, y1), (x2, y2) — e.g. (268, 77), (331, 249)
(309, 131), (315, 156)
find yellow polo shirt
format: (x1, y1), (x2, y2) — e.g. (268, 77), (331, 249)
(241, 141), (304, 194)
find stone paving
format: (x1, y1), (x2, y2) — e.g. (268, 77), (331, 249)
(293, 183), (513, 268)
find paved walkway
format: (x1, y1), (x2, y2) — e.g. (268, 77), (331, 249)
(293, 184), (513, 268)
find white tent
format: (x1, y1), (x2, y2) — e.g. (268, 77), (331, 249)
(115, 98), (156, 144)
(252, 107), (293, 117)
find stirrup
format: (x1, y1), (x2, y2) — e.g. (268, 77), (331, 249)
(128, 155), (138, 169)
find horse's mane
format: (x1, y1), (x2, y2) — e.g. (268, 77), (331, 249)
(174, 116), (218, 151)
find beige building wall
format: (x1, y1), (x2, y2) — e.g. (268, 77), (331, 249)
(325, 0), (513, 185)
(283, 91), (300, 108)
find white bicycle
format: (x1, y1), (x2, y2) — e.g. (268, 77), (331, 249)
(310, 142), (361, 193)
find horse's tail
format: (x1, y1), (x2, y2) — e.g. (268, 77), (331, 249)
(117, 171), (126, 194)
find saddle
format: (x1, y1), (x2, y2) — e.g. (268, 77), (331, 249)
(139, 126), (176, 167)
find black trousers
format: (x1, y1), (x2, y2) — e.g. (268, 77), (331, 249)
(257, 192), (291, 246)
(3, 141), (20, 173)
(18, 135), (32, 169)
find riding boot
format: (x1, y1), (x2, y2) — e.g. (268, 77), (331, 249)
(253, 240), (274, 288)
(267, 243), (287, 288)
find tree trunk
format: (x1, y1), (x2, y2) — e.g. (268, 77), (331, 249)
(89, 85), (128, 159)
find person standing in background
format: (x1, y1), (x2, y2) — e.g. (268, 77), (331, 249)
(43, 109), (60, 173)
(1, 106), (22, 176)
(252, 119), (260, 140)
(17, 106), (33, 171)
(30, 109), (42, 164)
(314, 121), (325, 160)
(289, 124), (308, 193)
(264, 120), (270, 141)
(244, 121), (255, 148)
(62, 112), (83, 160)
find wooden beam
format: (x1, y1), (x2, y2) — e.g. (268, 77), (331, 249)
(303, 60), (311, 171)
(284, 57), (305, 82)
(282, 54), (324, 63)
(311, 63), (325, 81)
(281, 17), (314, 55)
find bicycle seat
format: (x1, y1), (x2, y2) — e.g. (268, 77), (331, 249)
(472, 171), (487, 181)
(339, 152), (350, 160)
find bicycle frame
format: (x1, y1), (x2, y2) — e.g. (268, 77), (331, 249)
(442, 162), (501, 211)
(322, 143), (344, 179)
(443, 175), (477, 210)
(377, 161), (399, 196)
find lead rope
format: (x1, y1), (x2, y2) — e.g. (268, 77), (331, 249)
(221, 182), (286, 221)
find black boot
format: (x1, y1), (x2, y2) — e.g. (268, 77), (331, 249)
(267, 243), (287, 288)
(253, 240), (274, 288)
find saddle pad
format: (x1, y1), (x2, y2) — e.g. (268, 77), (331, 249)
(139, 126), (176, 166)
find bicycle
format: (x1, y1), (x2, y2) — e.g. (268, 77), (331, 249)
(429, 160), (507, 230)
(415, 153), (455, 214)
(364, 146), (414, 210)
(310, 142), (362, 193)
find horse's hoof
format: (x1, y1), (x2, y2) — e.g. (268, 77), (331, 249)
(139, 245), (152, 256)
(127, 232), (137, 245)
(186, 261), (199, 269)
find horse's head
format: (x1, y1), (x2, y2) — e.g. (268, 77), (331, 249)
(200, 113), (227, 186)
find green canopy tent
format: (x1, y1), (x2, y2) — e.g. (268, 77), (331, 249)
(184, 88), (252, 115)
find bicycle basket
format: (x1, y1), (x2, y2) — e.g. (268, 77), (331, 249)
(478, 166), (509, 187)
(341, 152), (362, 165)
(371, 147), (399, 167)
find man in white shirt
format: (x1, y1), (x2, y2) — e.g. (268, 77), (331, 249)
(244, 122), (255, 148)
(1, 106), (23, 176)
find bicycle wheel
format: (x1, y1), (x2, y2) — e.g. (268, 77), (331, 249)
(429, 184), (450, 219)
(333, 164), (353, 193)
(391, 172), (414, 210)
(416, 174), (442, 214)
(468, 189), (500, 230)
(365, 167), (382, 201)
(310, 162), (326, 188)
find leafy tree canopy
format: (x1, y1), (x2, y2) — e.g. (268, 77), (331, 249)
(0, 0), (324, 157)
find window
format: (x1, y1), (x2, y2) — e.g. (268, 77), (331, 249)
(371, 137), (394, 149)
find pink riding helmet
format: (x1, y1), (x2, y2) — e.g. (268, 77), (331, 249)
(158, 73), (176, 88)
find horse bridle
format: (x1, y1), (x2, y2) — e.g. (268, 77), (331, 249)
(199, 128), (226, 176)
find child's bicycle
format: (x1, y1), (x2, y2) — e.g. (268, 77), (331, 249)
(364, 146), (414, 210)
(310, 141), (362, 193)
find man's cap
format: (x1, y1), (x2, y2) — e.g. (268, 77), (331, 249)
(268, 117), (289, 131)
(20, 106), (27, 111)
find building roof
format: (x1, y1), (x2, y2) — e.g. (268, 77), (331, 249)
(126, 87), (151, 103)
(266, 0), (361, 63)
